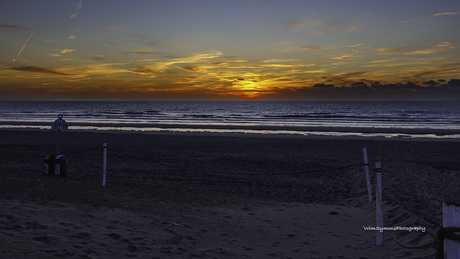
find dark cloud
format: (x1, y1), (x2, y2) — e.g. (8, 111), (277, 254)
(370, 81), (424, 92)
(447, 79), (460, 88)
(350, 82), (370, 89)
(260, 80), (460, 101)
(312, 83), (335, 89)
(0, 24), (28, 30)
(11, 66), (71, 75)
(423, 80), (442, 87)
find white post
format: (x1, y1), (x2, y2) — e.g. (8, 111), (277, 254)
(443, 202), (460, 258)
(375, 160), (383, 246)
(362, 147), (372, 202)
(102, 143), (107, 187)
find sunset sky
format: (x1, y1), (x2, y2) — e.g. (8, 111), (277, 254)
(1, 0), (459, 101)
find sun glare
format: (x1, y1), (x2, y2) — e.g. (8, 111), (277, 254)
(232, 80), (273, 99)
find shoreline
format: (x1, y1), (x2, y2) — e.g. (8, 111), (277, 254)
(1, 121), (460, 140)
(1, 127), (460, 143)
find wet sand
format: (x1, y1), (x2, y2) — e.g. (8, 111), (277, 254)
(0, 129), (459, 258)
(2, 120), (460, 136)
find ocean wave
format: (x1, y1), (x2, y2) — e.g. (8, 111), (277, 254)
(1, 101), (460, 134)
(184, 114), (217, 118)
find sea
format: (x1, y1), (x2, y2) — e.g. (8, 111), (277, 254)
(1, 101), (460, 139)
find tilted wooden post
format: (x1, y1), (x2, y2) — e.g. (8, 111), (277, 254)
(375, 160), (383, 246)
(443, 202), (460, 258)
(362, 147), (373, 202)
(102, 143), (107, 187)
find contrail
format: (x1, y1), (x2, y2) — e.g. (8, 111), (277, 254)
(14, 30), (36, 61)
(1, 30), (36, 66)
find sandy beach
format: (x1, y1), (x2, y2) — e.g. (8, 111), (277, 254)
(1, 129), (459, 258)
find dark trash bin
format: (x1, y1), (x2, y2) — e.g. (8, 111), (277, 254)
(43, 155), (56, 175)
(55, 155), (68, 177)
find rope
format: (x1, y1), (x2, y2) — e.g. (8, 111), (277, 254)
(101, 171), (254, 185)
(107, 147), (230, 176)
(64, 147), (102, 156)
(363, 149), (460, 256)
(241, 163), (363, 176)
(370, 168), (378, 184)
(372, 163), (435, 251)
(391, 232), (437, 249)
(388, 221), (460, 256)
(390, 227), (460, 258)
(0, 146), (102, 158)
(154, 177), (252, 184)
(108, 146), (362, 177)
(107, 144), (460, 256)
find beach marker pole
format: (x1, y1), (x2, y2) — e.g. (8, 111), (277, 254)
(443, 202), (460, 258)
(102, 143), (107, 187)
(51, 114), (68, 155)
(362, 147), (372, 202)
(375, 160), (383, 246)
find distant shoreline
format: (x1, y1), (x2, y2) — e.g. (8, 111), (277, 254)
(1, 120), (460, 140)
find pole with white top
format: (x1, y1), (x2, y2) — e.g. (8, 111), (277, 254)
(102, 143), (107, 187)
(375, 160), (383, 246)
(51, 114), (68, 155)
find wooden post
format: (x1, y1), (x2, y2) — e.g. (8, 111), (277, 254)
(362, 147), (372, 202)
(443, 202), (460, 258)
(102, 143), (107, 187)
(375, 160), (383, 246)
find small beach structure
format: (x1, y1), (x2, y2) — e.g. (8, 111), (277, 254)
(44, 114), (68, 176)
